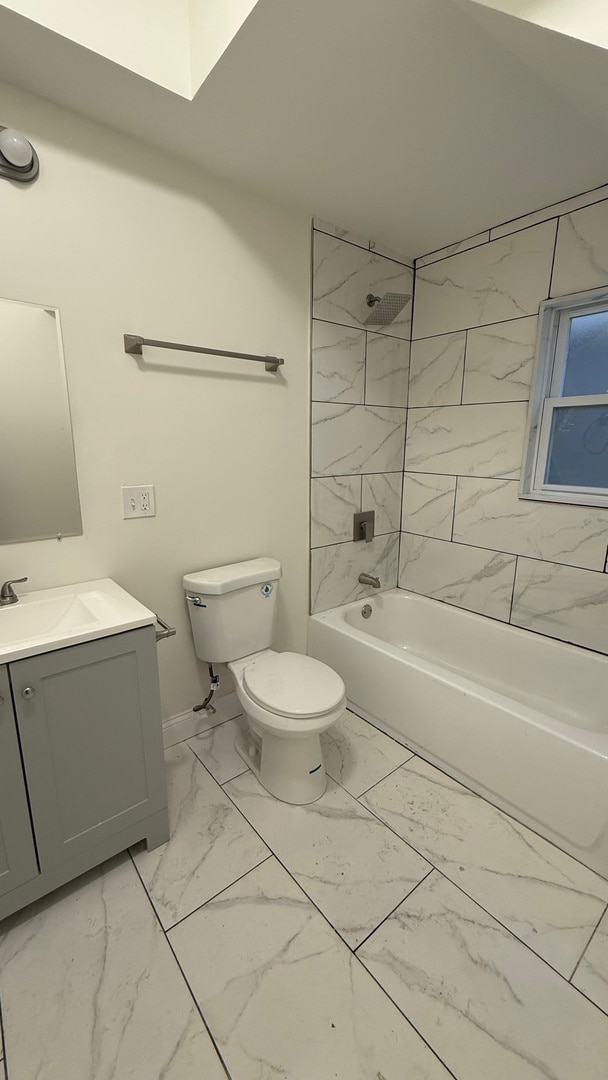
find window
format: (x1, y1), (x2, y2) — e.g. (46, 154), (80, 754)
(521, 288), (608, 507)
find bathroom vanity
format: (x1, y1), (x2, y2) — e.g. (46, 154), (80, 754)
(0, 579), (170, 921)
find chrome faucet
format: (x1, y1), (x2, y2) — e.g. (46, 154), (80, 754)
(0, 577), (28, 605)
(358, 572), (381, 588)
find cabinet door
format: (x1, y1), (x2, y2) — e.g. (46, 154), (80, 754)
(11, 628), (166, 873)
(0, 665), (38, 898)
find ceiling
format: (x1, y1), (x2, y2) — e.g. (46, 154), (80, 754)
(1, 0), (608, 258)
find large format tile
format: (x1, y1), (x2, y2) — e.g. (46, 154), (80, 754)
(312, 402), (406, 476)
(0, 854), (227, 1080)
(362, 757), (608, 977)
(132, 743), (269, 927)
(188, 715), (249, 784)
(313, 231), (413, 340)
(511, 558), (608, 654)
(223, 771), (431, 947)
(454, 477), (608, 570)
(463, 315), (537, 403)
(364, 332), (409, 407)
(311, 531), (399, 612)
(322, 709), (414, 797)
(169, 858), (450, 1080)
(361, 472), (402, 534)
(408, 332), (466, 407)
(312, 319), (366, 403)
(552, 199), (608, 296)
(405, 402), (527, 479)
(573, 906), (608, 1014)
(401, 472), (457, 540)
(359, 872), (608, 1080)
(398, 532), (516, 621)
(414, 220), (555, 338)
(311, 475), (361, 547)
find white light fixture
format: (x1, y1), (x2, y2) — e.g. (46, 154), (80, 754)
(0, 125), (39, 183)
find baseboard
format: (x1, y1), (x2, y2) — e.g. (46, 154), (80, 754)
(162, 691), (241, 748)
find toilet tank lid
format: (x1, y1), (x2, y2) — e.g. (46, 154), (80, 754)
(183, 557), (281, 595)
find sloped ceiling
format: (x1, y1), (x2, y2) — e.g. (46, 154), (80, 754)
(0, 0), (607, 257)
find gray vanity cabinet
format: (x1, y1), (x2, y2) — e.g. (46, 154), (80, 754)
(0, 665), (38, 898)
(0, 626), (169, 921)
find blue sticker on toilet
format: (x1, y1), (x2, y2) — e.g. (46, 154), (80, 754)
(261, 583), (273, 597)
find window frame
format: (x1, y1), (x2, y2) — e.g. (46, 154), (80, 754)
(520, 286), (608, 508)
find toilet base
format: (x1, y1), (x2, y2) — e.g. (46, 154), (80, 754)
(235, 728), (327, 805)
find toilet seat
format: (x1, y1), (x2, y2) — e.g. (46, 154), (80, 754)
(243, 651), (345, 719)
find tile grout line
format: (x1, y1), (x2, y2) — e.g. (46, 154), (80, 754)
(128, 850), (234, 1080)
(569, 899), (608, 985)
(213, 781), (460, 1080)
(163, 853), (274, 935)
(352, 753), (416, 800)
(0, 1000), (7, 1080)
(353, 867), (436, 953)
(354, 778), (608, 1012)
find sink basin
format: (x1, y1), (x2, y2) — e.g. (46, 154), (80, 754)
(0, 594), (98, 644)
(0, 579), (156, 663)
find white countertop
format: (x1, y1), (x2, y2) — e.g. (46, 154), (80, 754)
(0, 578), (157, 664)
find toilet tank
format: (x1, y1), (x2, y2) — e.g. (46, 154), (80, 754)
(183, 558), (281, 663)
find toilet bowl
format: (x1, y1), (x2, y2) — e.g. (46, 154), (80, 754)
(183, 558), (346, 804)
(229, 650), (346, 804)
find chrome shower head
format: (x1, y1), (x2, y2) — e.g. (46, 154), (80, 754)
(364, 292), (410, 325)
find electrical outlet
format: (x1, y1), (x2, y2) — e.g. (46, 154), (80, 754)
(121, 485), (156, 519)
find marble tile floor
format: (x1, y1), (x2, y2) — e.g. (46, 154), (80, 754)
(1, 708), (608, 1080)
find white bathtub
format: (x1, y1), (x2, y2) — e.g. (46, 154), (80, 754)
(309, 589), (608, 878)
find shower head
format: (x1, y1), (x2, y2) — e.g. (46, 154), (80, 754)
(364, 292), (410, 326)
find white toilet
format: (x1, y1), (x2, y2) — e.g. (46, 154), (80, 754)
(183, 558), (346, 804)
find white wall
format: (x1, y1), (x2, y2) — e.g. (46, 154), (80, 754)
(472, 0), (608, 49)
(0, 81), (312, 718)
(1, 0), (191, 94)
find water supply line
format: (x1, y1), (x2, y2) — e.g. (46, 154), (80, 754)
(193, 663), (220, 712)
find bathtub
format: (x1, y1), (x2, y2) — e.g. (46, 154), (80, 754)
(309, 589), (608, 878)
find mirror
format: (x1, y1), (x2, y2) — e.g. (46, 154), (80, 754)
(0, 297), (82, 544)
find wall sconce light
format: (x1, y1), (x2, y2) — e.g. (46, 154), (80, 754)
(0, 125), (39, 183)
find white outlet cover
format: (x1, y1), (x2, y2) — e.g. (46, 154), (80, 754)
(121, 485), (156, 519)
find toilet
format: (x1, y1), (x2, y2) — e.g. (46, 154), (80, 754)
(183, 558), (346, 804)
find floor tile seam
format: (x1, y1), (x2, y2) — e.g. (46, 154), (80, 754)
(341, 704), (420, 754)
(127, 850), (233, 1080)
(0, 999), (6, 1080)
(569, 898), (608, 985)
(186, 713), (239, 743)
(352, 798), (608, 1003)
(164, 854), (274, 934)
(354, 867), (437, 953)
(186, 739), (248, 788)
(349, 945), (459, 1080)
(353, 754), (416, 799)
(357, 738), (608, 889)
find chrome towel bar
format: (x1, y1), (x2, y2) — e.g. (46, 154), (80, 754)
(124, 335), (284, 373)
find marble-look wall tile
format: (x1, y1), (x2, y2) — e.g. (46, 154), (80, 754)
(408, 331), (466, 407)
(511, 558), (608, 653)
(311, 476), (361, 547)
(463, 315), (537, 403)
(415, 229), (490, 269)
(365, 332), (409, 407)
(369, 239), (414, 267)
(312, 216), (370, 250)
(312, 320), (366, 403)
(311, 532), (399, 612)
(491, 185), (608, 241)
(572, 906), (608, 1014)
(362, 473), (402, 534)
(405, 402), (527, 480)
(551, 200), (608, 296)
(312, 402), (406, 476)
(454, 477), (608, 571)
(401, 473), (457, 540)
(359, 872), (608, 1080)
(414, 220), (556, 339)
(313, 231), (413, 340)
(398, 532), (516, 621)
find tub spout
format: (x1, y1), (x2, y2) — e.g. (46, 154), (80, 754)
(359, 572), (381, 588)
